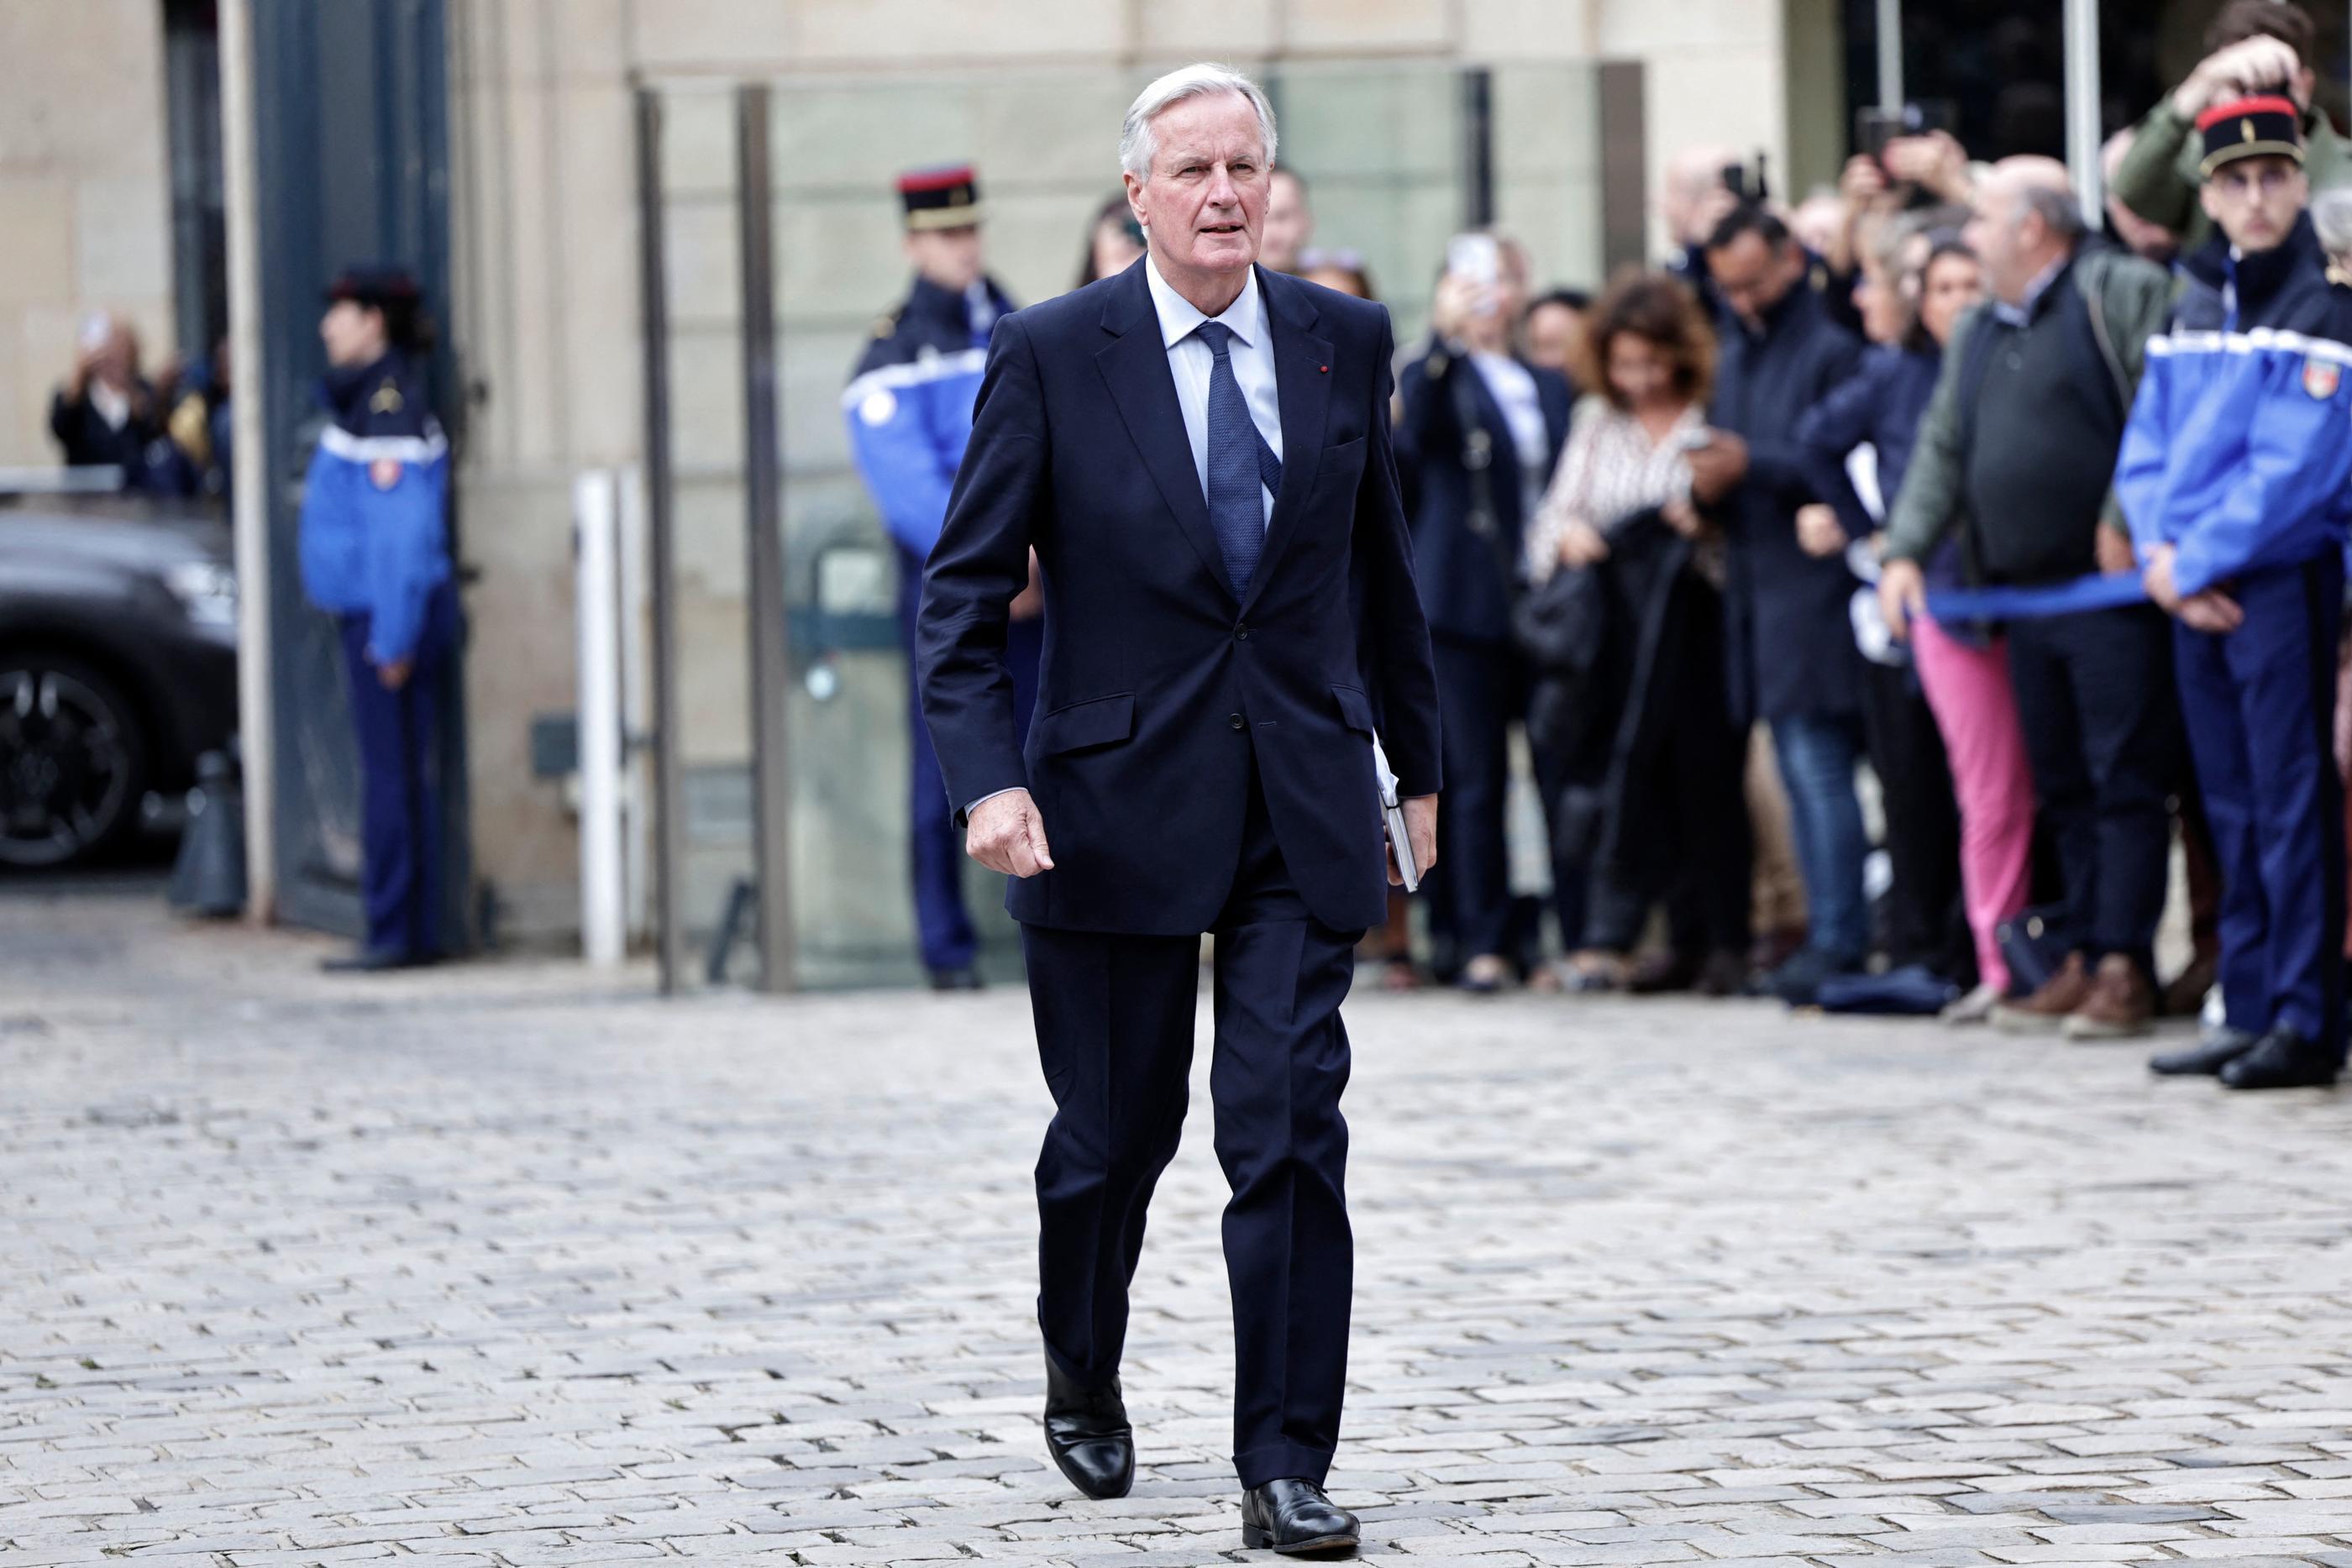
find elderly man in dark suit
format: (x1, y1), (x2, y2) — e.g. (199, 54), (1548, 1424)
(917, 60), (1443, 1558)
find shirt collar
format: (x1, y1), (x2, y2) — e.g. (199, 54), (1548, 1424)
(1992, 254), (2069, 327)
(1144, 251), (1266, 351)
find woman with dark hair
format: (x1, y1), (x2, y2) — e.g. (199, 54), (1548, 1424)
(1797, 233), (2029, 1021)
(1074, 195), (1145, 288)
(300, 266), (457, 972)
(1525, 270), (1750, 995)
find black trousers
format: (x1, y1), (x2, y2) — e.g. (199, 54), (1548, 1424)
(1583, 574), (1751, 957)
(1861, 658), (1971, 982)
(1021, 763), (1363, 1489)
(2005, 603), (2185, 978)
(1430, 633), (1520, 962)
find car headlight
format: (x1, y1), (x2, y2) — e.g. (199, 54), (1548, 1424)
(163, 561), (239, 631)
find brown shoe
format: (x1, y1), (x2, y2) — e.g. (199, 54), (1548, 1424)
(2065, 954), (2156, 1040)
(1991, 952), (2091, 1035)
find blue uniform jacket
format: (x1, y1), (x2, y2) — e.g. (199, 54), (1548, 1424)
(297, 351), (450, 666)
(1711, 282), (1868, 722)
(2117, 212), (2352, 596)
(1393, 340), (1572, 642)
(843, 273), (1018, 560)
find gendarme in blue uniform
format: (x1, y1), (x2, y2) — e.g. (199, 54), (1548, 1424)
(300, 302), (456, 966)
(2116, 101), (2352, 1083)
(843, 165), (1039, 983)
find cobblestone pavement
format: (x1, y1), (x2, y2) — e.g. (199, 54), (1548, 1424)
(9, 884), (2352, 1566)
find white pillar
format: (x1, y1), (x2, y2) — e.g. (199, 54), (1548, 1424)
(1875, 0), (1903, 112)
(575, 470), (626, 967)
(2064, 0), (2103, 223)
(218, 0), (275, 922)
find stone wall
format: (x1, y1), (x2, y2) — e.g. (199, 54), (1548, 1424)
(0, 0), (176, 470)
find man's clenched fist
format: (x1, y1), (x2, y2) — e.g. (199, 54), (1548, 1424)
(967, 788), (1055, 878)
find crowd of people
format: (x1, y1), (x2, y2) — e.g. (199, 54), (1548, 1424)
(45, 313), (232, 501)
(827, 0), (2352, 1094)
(1367, 0), (2352, 1094)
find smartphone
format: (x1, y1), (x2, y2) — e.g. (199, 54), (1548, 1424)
(1856, 102), (1956, 165)
(1446, 233), (1500, 288)
(78, 312), (110, 354)
(1722, 152), (1770, 206)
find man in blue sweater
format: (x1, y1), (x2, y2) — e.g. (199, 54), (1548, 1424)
(2119, 97), (2352, 1089)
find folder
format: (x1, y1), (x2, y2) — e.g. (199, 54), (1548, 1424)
(1371, 734), (1419, 893)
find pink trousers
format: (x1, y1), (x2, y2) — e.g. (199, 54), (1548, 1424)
(1912, 616), (2035, 994)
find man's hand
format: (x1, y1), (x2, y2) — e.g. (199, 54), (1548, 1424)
(2179, 590), (2244, 635)
(1879, 557), (1927, 642)
(1883, 131), (1974, 204)
(2174, 35), (2301, 118)
(1009, 548), (1044, 621)
(1686, 431), (1749, 503)
(2095, 522), (2138, 576)
(966, 788), (1055, 878)
(1796, 502), (1846, 559)
(1391, 794), (1438, 888)
(375, 657), (412, 691)
(2142, 543), (2181, 613)
(1661, 496), (1704, 538)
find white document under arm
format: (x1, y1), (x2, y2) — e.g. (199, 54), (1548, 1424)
(1371, 733), (1419, 893)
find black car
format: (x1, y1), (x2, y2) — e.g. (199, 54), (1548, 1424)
(0, 493), (239, 867)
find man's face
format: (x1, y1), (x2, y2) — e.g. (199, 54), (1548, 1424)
(2202, 154), (2307, 254)
(905, 225), (984, 293)
(1124, 91), (1270, 282)
(1260, 168), (1311, 272)
(1523, 301), (1584, 374)
(1962, 181), (2035, 304)
(1705, 230), (1798, 326)
(318, 301), (384, 368)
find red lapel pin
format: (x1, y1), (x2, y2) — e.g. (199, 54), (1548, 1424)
(1319, 364), (1329, 374)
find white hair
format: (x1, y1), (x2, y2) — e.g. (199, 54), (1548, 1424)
(1118, 62), (1278, 184)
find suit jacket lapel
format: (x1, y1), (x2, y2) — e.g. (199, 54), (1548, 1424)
(1246, 266), (1333, 615)
(1094, 263), (1232, 600)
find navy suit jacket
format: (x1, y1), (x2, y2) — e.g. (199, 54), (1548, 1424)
(916, 259), (1443, 936)
(1394, 342), (1573, 642)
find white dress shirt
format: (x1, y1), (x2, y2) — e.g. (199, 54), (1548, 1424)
(1142, 251), (1284, 526)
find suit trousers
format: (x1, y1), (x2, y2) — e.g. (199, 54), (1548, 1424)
(1021, 758), (1364, 1490)
(2005, 602), (2183, 978)
(1430, 632), (1520, 962)
(2174, 553), (2345, 1054)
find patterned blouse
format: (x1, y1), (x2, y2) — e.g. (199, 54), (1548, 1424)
(1525, 395), (1710, 586)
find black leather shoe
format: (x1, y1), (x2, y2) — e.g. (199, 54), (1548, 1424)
(929, 967), (984, 992)
(1241, 1477), (1358, 1556)
(1043, 1356), (1132, 1500)
(2150, 1027), (2260, 1077)
(2221, 1027), (2341, 1090)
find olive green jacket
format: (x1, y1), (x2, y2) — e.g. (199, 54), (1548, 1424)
(2111, 97), (2352, 254)
(1883, 248), (2177, 569)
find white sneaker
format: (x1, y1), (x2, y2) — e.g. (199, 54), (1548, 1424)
(1941, 981), (2003, 1026)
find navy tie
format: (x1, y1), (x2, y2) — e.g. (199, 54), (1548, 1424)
(1194, 320), (1281, 596)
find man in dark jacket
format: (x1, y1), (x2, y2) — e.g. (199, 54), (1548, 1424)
(2121, 99), (2352, 1090)
(1394, 236), (1572, 989)
(1882, 156), (2181, 1041)
(1697, 205), (1868, 1003)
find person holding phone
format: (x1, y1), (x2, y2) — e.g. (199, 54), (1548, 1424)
(1394, 232), (1573, 991)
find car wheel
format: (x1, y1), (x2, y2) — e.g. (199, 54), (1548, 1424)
(0, 654), (151, 868)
